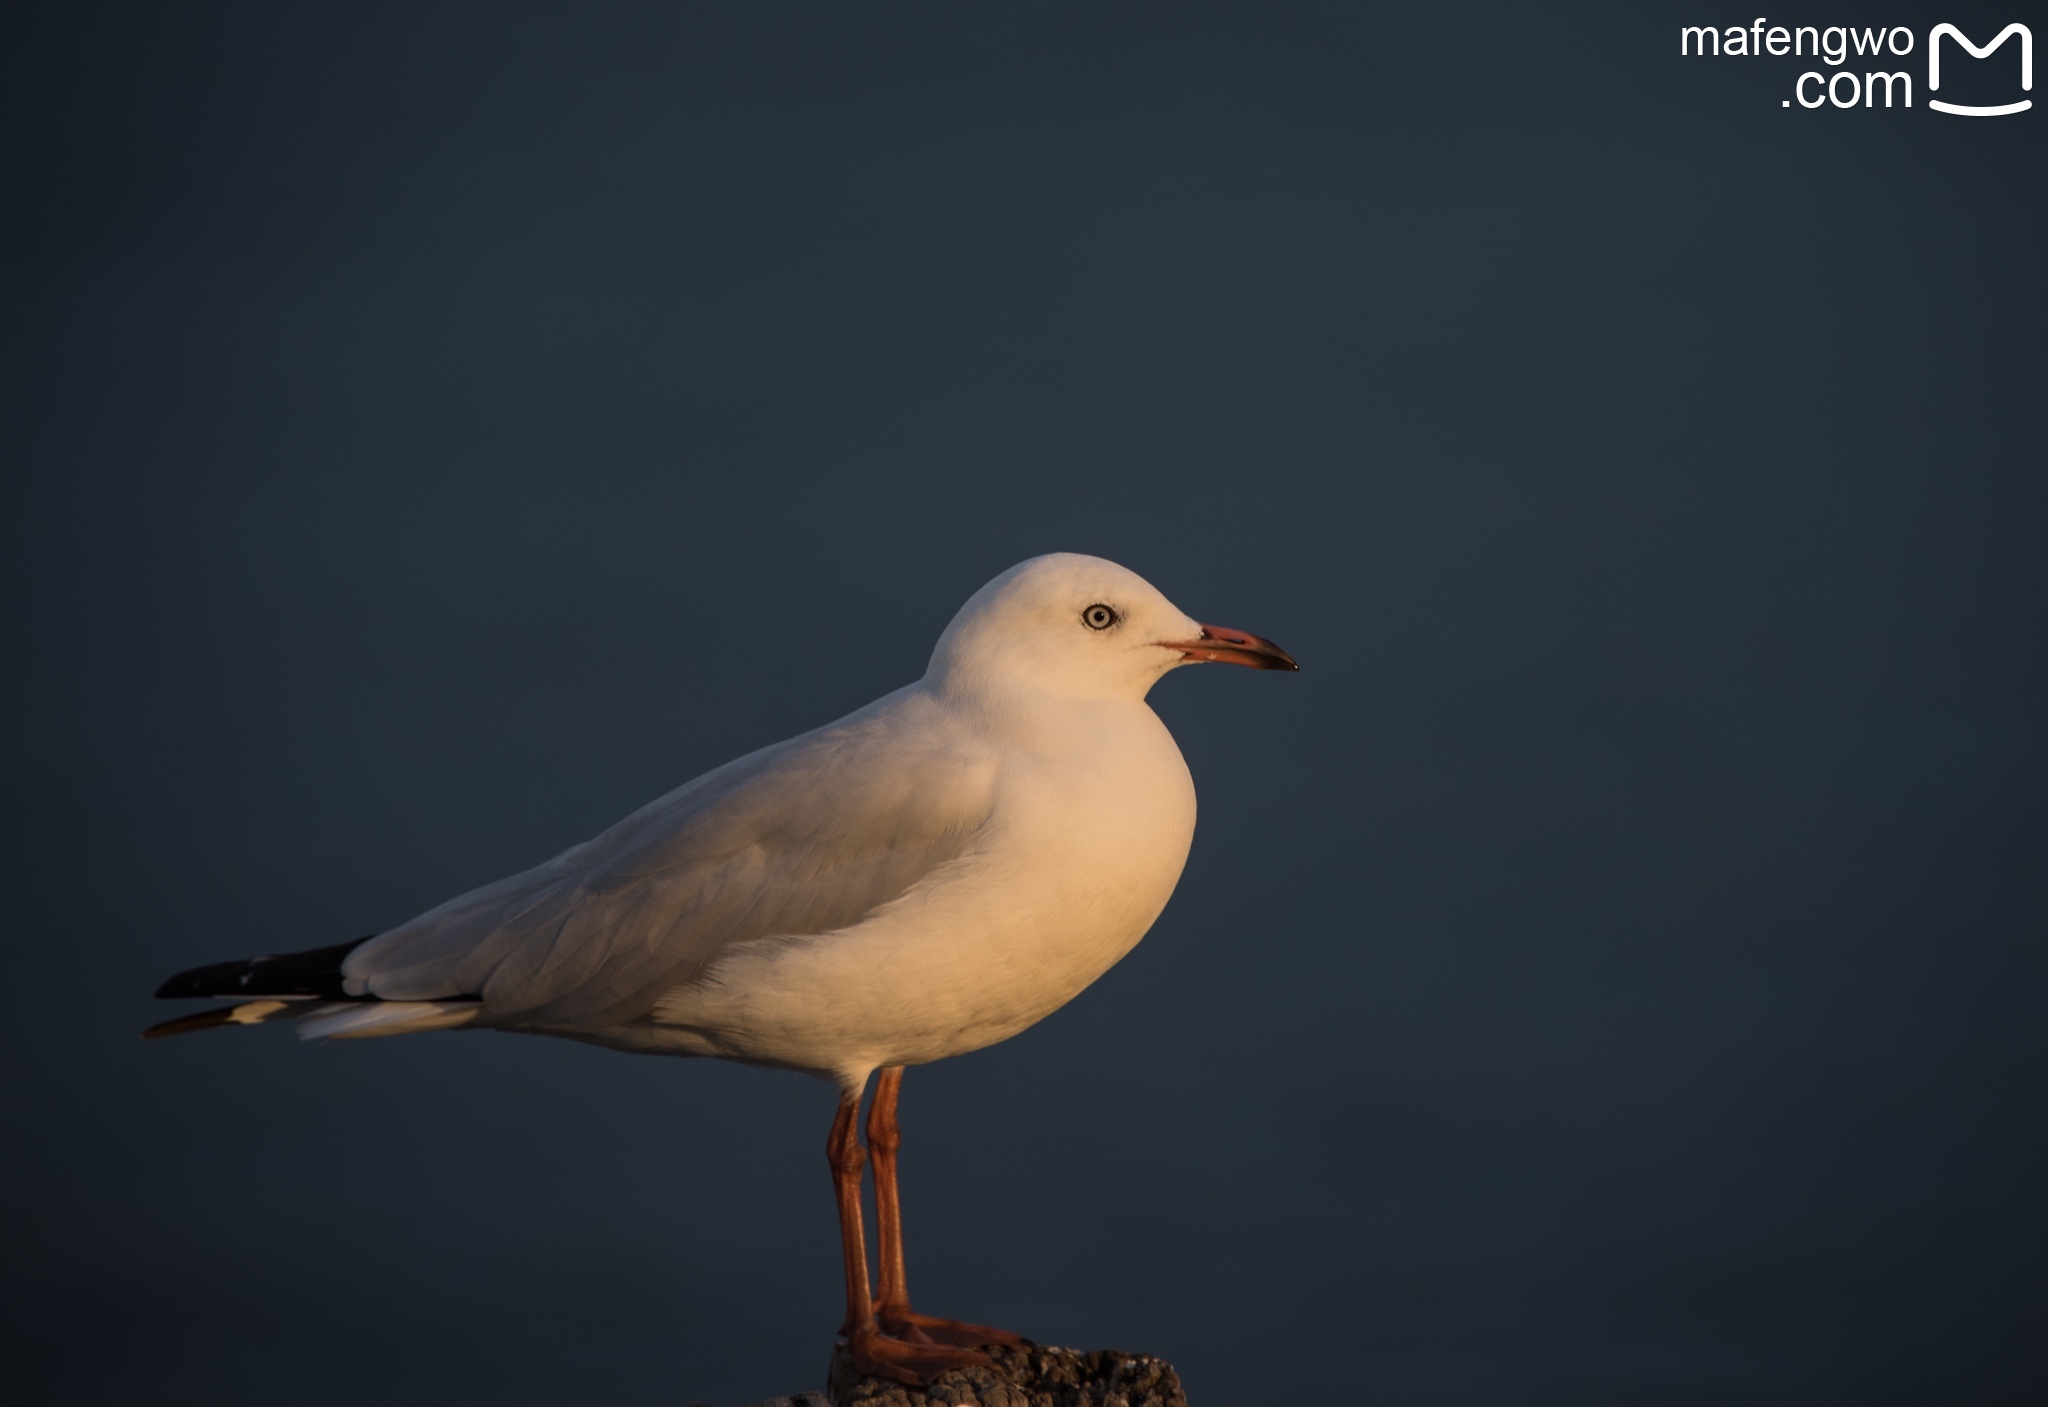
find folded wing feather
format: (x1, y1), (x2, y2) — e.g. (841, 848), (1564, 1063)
(344, 686), (998, 1029)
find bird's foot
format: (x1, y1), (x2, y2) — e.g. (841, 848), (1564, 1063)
(876, 1302), (1030, 1350)
(844, 1322), (995, 1386)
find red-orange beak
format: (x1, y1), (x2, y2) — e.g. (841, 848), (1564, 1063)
(1161, 623), (1299, 671)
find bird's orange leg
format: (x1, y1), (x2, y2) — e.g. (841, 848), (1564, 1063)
(866, 1066), (1029, 1351)
(829, 1081), (994, 1385)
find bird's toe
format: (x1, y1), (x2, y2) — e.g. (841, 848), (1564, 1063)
(877, 1304), (1030, 1350)
(845, 1324), (996, 1386)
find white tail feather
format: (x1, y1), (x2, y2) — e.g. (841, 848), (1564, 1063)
(296, 1001), (480, 1041)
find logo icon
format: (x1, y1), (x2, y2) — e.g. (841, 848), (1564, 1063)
(1928, 22), (2032, 115)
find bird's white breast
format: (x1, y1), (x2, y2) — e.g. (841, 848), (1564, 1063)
(646, 693), (1197, 1087)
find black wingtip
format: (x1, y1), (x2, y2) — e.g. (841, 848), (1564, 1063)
(153, 936), (375, 1002)
(154, 960), (253, 1000)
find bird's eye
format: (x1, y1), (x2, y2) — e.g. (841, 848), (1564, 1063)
(1081, 603), (1119, 631)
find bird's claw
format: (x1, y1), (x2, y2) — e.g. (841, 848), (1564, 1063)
(845, 1323), (996, 1386)
(876, 1303), (1030, 1350)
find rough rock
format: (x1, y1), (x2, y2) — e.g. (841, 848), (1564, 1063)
(825, 1342), (1188, 1407)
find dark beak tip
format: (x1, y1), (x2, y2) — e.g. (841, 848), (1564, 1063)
(1184, 622), (1295, 671)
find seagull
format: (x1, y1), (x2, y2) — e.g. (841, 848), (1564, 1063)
(147, 552), (1296, 1385)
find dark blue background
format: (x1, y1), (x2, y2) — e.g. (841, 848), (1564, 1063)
(5, 4), (2043, 1403)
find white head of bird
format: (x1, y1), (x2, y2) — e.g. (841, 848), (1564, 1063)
(925, 553), (1297, 704)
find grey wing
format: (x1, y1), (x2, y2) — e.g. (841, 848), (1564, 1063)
(344, 687), (996, 1027)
